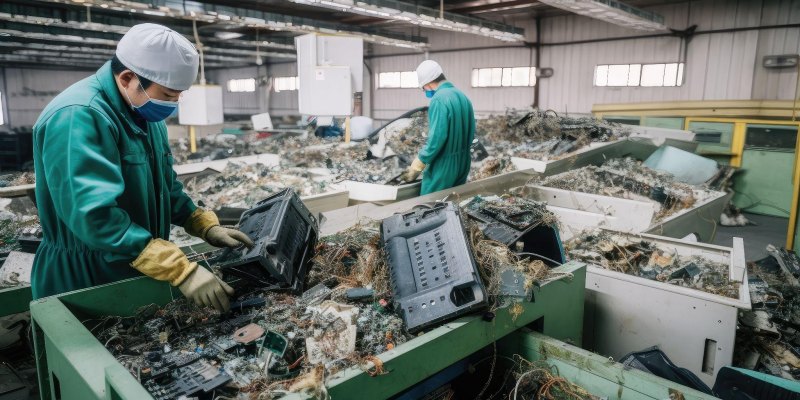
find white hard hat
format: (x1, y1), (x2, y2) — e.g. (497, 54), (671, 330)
(416, 60), (443, 88)
(116, 23), (199, 91)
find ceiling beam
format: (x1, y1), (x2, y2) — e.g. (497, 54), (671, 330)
(27, 0), (428, 49)
(446, 0), (541, 14)
(0, 3), (298, 53)
(285, 0), (525, 41)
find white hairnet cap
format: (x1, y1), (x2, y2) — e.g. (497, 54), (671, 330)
(116, 23), (199, 91)
(416, 60), (443, 88)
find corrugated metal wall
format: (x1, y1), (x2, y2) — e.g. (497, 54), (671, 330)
(1, 67), (90, 128)
(539, 0), (772, 113)
(206, 66), (269, 117)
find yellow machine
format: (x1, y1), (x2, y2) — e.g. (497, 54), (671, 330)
(593, 100), (800, 251)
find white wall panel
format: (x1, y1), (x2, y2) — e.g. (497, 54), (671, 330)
(4, 67), (89, 128)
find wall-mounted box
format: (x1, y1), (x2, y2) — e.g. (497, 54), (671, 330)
(178, 85), (224, 126)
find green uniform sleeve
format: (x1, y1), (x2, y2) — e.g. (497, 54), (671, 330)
(417, 98), (451, 165)
(40, 105), (152, 259)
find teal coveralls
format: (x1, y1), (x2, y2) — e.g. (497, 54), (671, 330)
(31, 61), (197, 299)
(417, 81), (475, 195)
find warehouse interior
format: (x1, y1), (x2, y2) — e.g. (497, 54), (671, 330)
(2, 0), (800, 399)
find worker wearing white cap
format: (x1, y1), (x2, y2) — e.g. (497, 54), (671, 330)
(31, 23), (252, 311)
(401, 60), (475, 194)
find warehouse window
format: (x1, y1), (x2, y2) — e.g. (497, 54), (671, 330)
(227, 78), (256, 93)
(378, 71), (418, 88)
(470, 67), (536, 87)
(274, 76), (299, 92)
(595, 63), (684, 87)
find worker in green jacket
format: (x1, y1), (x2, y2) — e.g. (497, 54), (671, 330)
(401, 60), (475, 195)
(31, 23), (252, 312)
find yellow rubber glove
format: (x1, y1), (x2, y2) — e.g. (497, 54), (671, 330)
(400, 158), (426, 183)
(178, 266), (235, 312)
(131, 239), (197, 286)
(184, 208), (253, 249)
(183, 208), (221, 240)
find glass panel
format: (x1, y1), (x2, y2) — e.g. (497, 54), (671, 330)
(607, 64), (629, 86)
(628, 64), (641, 86)
(478, 68), (493, 87)
(379, 72), (401, 88)
(471, 69), (479, 87)
(641, 63), (666, 86)
(663, 63), (678, 87)
(745, 124), (798, 150)
(490, 68), (503, 86)
(0, 92), (4, 126)
(227, 78), (256, 92)
(510, 67), (530, 86)
(530, 67), (537, 86)
(595, 65), (608, 86)
(603, 116), (640, 126)
(400, 71), (418, 88)
(677, 63), (684, 86)
(688, 121), (734, 149)
(643, 117), (685, 130)
(501, 68), (513, 87)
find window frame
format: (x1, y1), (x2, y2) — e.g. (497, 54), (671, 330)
(273, 76), (299, 93)
(377, 71), (418, 89)
(471, 66), (537, 88)
(226, 78), (257, 93)
(594, 62), (685, 88)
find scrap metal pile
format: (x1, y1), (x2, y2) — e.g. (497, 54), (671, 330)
(538, 157), (718, 221)
(181, 163), (335, 210)
(476, 109), (628, 160)
(0, 172), (35, 188)
(736, 246), (800, 379)
(566, 230), (739, 298)
(90, 189), (571, 399)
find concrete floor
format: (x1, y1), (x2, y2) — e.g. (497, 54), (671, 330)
(712, 212), (789, 261)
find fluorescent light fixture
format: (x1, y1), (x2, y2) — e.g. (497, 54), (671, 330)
(538, 0), (666, 31)
(287, 0), (524, 42)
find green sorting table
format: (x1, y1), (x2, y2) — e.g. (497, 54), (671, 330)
(0, 285), (32, 317)
(30, 262), (586, 400)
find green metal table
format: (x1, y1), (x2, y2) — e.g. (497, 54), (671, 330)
(30, 262), (586, 400)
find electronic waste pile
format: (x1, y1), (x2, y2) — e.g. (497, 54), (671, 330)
(566, 229), (740, 298)
(537, 157), (720, 221)
(89, 188), (571, 399)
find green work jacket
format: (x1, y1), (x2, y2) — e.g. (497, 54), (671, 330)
(417, 82), (475, 195)
(30, 61), (197, 299)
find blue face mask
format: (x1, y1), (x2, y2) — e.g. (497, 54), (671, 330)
(425, 89), (436, 99)
(125, 79), (179, 122)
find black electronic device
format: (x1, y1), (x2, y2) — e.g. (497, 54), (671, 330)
(16, 225), (42, 253)
(144, 359), (231, 400)
(218, 189), (318, 294)
(464, 197), (565, 267)
(381, 202), (487, 333)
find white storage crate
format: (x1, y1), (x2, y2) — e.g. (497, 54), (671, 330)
(576, 230), (749, 387)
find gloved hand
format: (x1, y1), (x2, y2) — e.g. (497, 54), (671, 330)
(205, 226), (254, 249)
(184, 208), (253, 249)
(131, 239), (235, 312)
(400, 158), (426, 183)
(178, 266), (235, 312)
